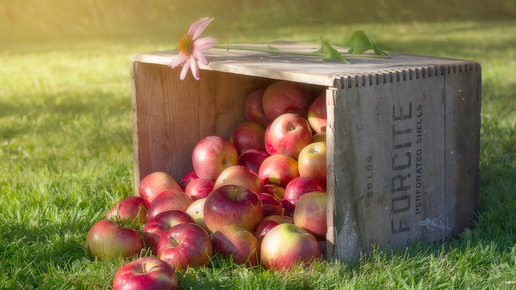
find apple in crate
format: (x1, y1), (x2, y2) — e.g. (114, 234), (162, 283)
(156, 223), (213, 272)
(257, 192), (283, 217)
(298, 141), (327, 185)
(113, 256), (178, 290)
(106, 196), (147, 224)
(146, 189), (193, 220)
(237, 149), (269, 174)
(262, 183), (285, 200)
(293, 191), (327, 240)
(192, 135), (238, 182)
(230, 121), (266, 154)
(283, 176), (325, 216)
(259, 154), (299, 188)
(143, 210), (195, 250)
(264, 113), (312, 159)
(211, 225), (259, 267)
(86, 220), (143, 260)
(260, 223), (321, 271)
(214, 165), (262, 194)
(244, 87), (270, 128)
(185, 198), (210, 233)
(311, 132), (326, 143)
(254, 215), (294, 244)
(185, 178), (214, 201)
(262, 81), (312, 120)
(139, 172), (182, 207)
(204, 184), (263, 232)
(179, 170), (198, 191)
(307, 92), (327, 133)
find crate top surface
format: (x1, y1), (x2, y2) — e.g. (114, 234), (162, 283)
(131, 41), (477, 86)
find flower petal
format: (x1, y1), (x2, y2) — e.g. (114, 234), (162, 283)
(180, 59), (191, 80)
(193, 49), (209, 66)
(188, 17), (214, 40)
(169, 54), (189, 68)
(189, 55), (200, 80)
(194, 37), (217, 51)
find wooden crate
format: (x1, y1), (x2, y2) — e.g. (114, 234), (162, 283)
(130, 42), (481, 261)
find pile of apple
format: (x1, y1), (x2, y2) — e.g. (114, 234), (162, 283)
(86, 81), (328, 290)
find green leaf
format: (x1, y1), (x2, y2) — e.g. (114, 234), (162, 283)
(313, 36), (326, 54)
(348, 30), (390, 57)
(266, 44), (280, 55)
(322, 41), (349, 64)
(372, 42), (391, 57)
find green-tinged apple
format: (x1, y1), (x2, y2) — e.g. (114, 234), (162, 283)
(264, 113), (312, 159)
(113, 257), (178, 290)
(298, 141), (327, 185)
(260, 223), (321, 271)
(283, 176), (325, 216)
(210, 225), (259, 267)
(307, 93), (327, 133)
(143, 210), (195, 250)
(230, 121), (266, 154)
(204, 184), (263, 232)
(312, 132), (326, 143)
(293, 191), (327, 240)
(258, 154), (299, 188)
(192, 136), (238, 182)
(179, 170), (198, 191)
(146, 189), (193, 220)
(237, 149), (270, 174)
(244, 88), (271, 128)
(254, 215), (293, 244)
(139, 172), (182, 207)
(214, 165), (262, 194)
(262, 81), (312, 120)
(185, 198), (210, 233)
(106, 196), (147, 224)
(262, 184), (285, 200)
(86, 220), (143, 260)
(257, 192), (283, 217)
(156, 223), (213, 272)
(185, 178), (214, 201)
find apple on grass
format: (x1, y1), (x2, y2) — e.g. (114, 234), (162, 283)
(258, 154), (299, 188)
(237, 149), (270, 174)
(185, 178), (214, 201)
(143, 210), (195, 250)
(156, 223), (213, 272)
(264, 113), (312, 159)
(146, 189), (193, 220)
(192, 135), (238, 182)
(254, 215), (294, 244)
(260, 223), (321, 271)
(113, 256), (178, 290)
(244, 88), (270, 128)
(106, 196), (147, 224)
(307, 92), (327, 133)
(179, 170), (198, 191)
(86, 220), (143, 260)
(210, 225), (259, 267)
(230, 121), (266, 154)
(293, 191), (327, 240)
(214, 165), (262, 194)
(139, 171), (182, 207)
(283, 176), (325, 216)
(204, 184), (264, 233)
(298, 141), (327, 185)
(262, 81), (312, 121)
(185, 198), (210, 233)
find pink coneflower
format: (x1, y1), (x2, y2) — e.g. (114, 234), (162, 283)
(169, 17), (217, 80)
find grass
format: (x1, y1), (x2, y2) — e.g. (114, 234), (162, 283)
(1, 1), (516, 289)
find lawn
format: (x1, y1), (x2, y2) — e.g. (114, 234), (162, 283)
(1, 1), (516, 289)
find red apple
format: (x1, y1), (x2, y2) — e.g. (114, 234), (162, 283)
(214, 165), (262, 194)
(293, 191), (327, 240)
(113, 257), (178, 290)
(179, 170), (198, 191)
(143, 210), (195, 250)
(156, 223), (213, 272)
(312, 132), (326, 143)
(185, 198), (210, 233)
(86, 220), (143, 260)
(139, 172), (182, 207)
(260, 223), (321, 271)
(262, 81), (312, 121)
(258, 154), (299, 188)
(254, 215), (294, 244)
(257, 192), (283, 217)
(210, 225), (259, 267)
(230, 122), (266, 154)
(264, 113), (312, 159)
(146, 189), (193, 220)
(192, 136), (238, 182)
(283, 176), (325, 216)
(185, 178), (214, 201)
(106, 196), (147, 224)
(298, 141), (327, 185)
(204, 184), (264, 233)
(244, 88), (271, 128)
(307, 92), (327, 133)
(262, 184), (286, 200)
(237, 149), (269, 174)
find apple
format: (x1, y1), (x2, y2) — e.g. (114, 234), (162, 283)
(113, 256), (178, 290)
(254, 215), (294, 244)
(210, 225), (259, 267)
(139, 172), (182, 207)
(283, 176), (325, 216)
(298, 141), (327, 185)
(230, 122), (266, 154)
(261, 223), (321, 271)
(262, 81), (312, 121)
(262, 184), (285, 200)
(237, 149), (269, 174)
(185, 198), (210, 233)
(258, 154), (299, 188)
(106, 196), (147, 224)
(156, 223), (213, 272)
(312, 132), (326, 143)
(293, 191), (327, 240)
(307, 92), (327, 133)
(146, 189), (193, 220)
(185, 178), (214, 201)
(143, 210), (196, 250)
(244, 88), (271, 128)
(179, 170), (198, 191)
(257, 192), (283, 217)
(204, 184), (263, 233)
(192, 135), (238, 182)
(264, 113), (312, 159)
(214, 165), (262, 194)
(86, 220), (143, 260)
